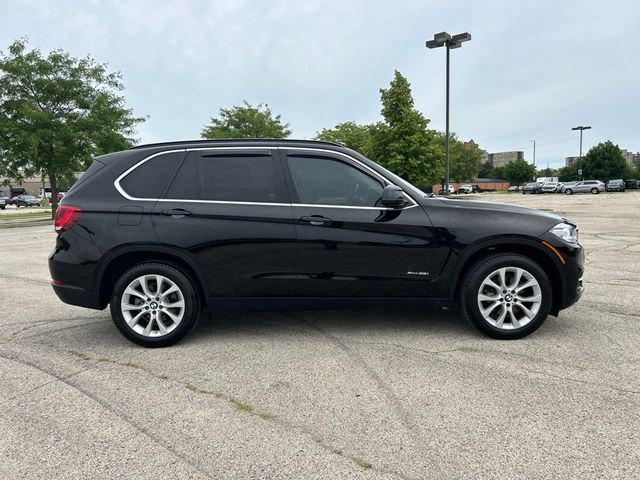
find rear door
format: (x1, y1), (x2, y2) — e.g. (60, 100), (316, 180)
(151, 148), (297, 298)
(280, 148), (438, 298)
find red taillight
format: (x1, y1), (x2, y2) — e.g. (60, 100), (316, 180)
(55, 205), (83, 233)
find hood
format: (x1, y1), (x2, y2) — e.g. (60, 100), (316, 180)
(434, 198), (564, 223)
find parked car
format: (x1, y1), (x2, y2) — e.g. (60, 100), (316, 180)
(605, 179), (625, 192)
(623, 179), (637, 189)
(457, 184), (473, 194)
(559, 181), (577, 193)
(563, 180), (605, 195)
(541, 182), (560, 193)
(0, 196), (5, 210)
(507, 186), (518, 192)
(438, 185), (455, 195)
(50, 139), (584, 347)
(522, 182), (543, 194)
(14, 195), (41, 207)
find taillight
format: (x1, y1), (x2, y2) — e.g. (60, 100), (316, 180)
(55, 205), (83, 233)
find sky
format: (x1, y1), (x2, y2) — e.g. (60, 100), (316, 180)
(1, 0), (639, 168)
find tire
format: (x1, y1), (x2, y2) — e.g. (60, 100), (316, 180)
(110, 262), (200, 347)
(460, 254), (553, 340)
(565, 189), (573, 195)
(590, 188), (599, 194)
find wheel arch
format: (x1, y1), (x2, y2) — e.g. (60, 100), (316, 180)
(451, 237), (565, 316)
(96, 245), (208, 310)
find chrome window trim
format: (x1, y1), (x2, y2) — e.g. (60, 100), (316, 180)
(113, 145), (418, 210)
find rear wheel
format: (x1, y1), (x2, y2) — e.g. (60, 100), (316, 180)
(565, 189), (573, 195)
(460, 254), (552, 339)
(110, 263), (200, 347)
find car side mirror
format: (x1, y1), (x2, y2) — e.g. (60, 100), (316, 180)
(380, 185), (407, 208)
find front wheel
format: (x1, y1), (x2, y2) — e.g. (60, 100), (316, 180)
(110, 263), (201, 347)
(460, 254), (553, 339)
(590, 188), (599, 194)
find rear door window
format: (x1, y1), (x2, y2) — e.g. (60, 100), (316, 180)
(165, 151), (279, 203)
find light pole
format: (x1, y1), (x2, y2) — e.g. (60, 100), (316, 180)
(572, 125), (591, 180)
(426, 31), (471, 195)
(530, 140), (536, 180)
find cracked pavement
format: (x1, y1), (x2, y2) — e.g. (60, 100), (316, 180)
(1, 191), (639, 479)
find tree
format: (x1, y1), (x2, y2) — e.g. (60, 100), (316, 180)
(477, 160), (494, 178)
(502, 159), (536, 184)
(370, 70), (442, 188)
(0, 38), (144, 216)
(201, 101), (291, 139)
(446, 134), (483, 182)
(536, 167), (558, 178)
(582, 141), (629, 180)
(558, 164), (579, 182)
(314, 121), (374, 157)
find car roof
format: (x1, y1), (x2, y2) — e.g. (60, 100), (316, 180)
(129, 138), (345, 152)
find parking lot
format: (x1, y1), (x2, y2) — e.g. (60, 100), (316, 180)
(1, 191), (639, 479)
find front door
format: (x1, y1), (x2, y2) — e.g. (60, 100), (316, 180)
(280, 149), (437, 297)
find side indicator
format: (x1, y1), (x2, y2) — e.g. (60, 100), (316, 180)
(541, 241), (566, 264)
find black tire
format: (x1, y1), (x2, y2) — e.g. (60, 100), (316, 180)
(460, 254), (553, 340)
(590, 188), (599, 194)
(110, 262), (200, 347)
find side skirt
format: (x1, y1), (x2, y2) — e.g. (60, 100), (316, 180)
(204, 297), (453, 312)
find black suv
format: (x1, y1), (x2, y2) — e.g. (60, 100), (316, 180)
(50, 140), (584, 347)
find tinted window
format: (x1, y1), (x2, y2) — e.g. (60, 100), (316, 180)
(166, 153), (200, 200)
(287, 155), (383, 207)
(120, 152), (185, 199)
(166, 152), (277, 203)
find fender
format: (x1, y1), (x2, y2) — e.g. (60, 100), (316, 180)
(446, 234), (566, 301)
(95, 243), (210, 302)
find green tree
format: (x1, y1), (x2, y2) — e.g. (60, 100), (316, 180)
(446, 134), (483, 182)
(502, 159), (536, 184)
(536, 167), (558, 178)
(477, 160), (494, 178)
(370, 71), (442, 189)
(314, 121), (374, 157)
(558, 164), (579, 182)
(582, 141), (629, 180)
(201, 101), (291, 139)
(0, 38), (144, 216)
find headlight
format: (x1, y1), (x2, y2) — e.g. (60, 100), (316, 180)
(549, 223), (578, 244)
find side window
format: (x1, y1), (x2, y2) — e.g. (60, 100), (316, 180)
(166, 153), (201, 200)
(286, 155), (383, 207)
(201, 154), (277, 202)
(119, 152), (185, 199)
(166, 152), (278, 203)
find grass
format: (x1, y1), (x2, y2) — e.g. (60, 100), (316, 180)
(0, 211), (51, 220)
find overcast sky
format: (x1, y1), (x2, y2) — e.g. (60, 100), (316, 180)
(2, 0), (639, 168)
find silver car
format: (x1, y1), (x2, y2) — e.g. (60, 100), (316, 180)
(563, 180), (605, 195)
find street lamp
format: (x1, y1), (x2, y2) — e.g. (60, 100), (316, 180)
(426, 31), (471, 195)
(530, 140), (536, 180)
(571, 125), (591, 180)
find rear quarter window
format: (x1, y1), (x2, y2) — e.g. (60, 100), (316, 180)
(119, 151), (185, 199)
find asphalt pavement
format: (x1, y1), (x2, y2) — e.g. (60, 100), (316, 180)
(1, 191), (638, 479)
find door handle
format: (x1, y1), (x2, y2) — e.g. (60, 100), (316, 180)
(300, 215), (332, 226)
(161, 208), (193, 218)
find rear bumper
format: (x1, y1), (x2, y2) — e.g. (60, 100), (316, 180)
(51, 282), (103, 310)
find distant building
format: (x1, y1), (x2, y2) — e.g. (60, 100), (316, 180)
(0, 171), (83, 196)
(488, 151), (524, 168)
(620, 149), (636, 167)
(565, 156), (580, 167)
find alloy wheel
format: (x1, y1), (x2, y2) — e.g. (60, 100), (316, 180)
(120, 274), (185, 337)
(477, 267), (542, 330)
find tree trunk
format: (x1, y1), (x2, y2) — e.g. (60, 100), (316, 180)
(50, 169), (58, 220)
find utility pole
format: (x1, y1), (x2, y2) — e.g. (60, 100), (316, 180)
(572, 126), (591, 180)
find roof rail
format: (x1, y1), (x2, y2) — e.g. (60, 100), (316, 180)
(130, 138), (344, 150)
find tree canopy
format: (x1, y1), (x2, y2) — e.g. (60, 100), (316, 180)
(581, 141), (629, 180)
(314, 121), (374, 158)
(201, 101), (291, 139)
(496, 159), (536, 184)
(0, 38), (145, 215)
